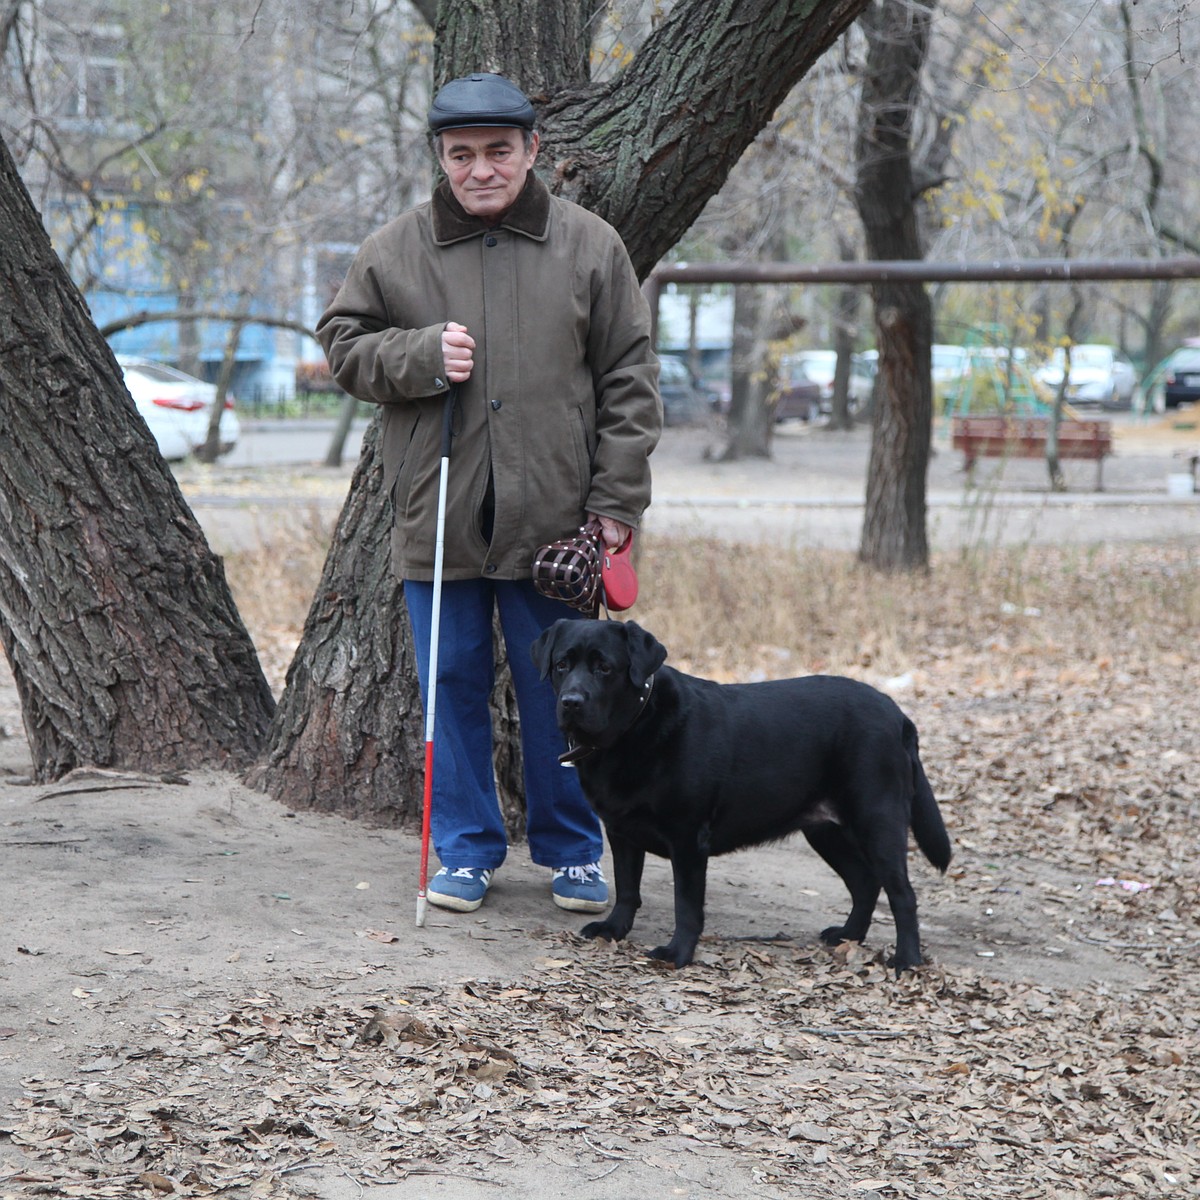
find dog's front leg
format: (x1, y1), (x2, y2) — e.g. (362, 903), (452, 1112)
(649, 848), (708, 968)
(580, 832), (643, 944)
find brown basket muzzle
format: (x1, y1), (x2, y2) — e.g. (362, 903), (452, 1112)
(531, 527), (602, 615)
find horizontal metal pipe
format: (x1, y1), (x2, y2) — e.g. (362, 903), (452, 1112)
(648, 257), (1200, 285)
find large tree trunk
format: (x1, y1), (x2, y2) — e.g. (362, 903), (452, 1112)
(854, 0), (935, 572)
(243, 420), (527, 831)
(251, 0), (873, 826)
(0, 135), (274, 781)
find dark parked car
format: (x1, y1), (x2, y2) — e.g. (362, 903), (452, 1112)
(1163, 346), (1200, 409)
(773, 357), (824, 422)
(658, 354), (712, 426)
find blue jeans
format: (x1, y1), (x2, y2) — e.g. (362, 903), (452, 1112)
(404, 578), (603, 871)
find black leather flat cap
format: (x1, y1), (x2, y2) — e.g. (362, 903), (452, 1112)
(428, 73), (536, 133)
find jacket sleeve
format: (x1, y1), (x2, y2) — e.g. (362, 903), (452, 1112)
(315, 234), (448, 406)
(584, 233), (663, 528)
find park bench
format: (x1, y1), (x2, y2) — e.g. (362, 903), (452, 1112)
(951, 415), (1113, 491)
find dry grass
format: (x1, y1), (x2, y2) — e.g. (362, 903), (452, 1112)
(636, 536), (1199, 683)
(222, 523), (1199, 695)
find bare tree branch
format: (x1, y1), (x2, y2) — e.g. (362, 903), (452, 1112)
(99, 309), (315, 340)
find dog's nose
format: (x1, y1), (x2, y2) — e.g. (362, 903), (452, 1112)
(558, 690), (584, 716)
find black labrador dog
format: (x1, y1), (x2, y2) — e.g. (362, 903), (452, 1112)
(532, 618), (951, 973)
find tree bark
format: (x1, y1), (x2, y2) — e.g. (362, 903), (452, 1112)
(252, 0), (873, 826)
(0, 134), (275, 780)
(243, 421), (422, 819)
(536, 0), (871, 277)
(828, 232), (862, 431)
(720, 283), (776, 460)
(196, 317), (244, 465)
(854, 0), (934, 572)
(323, 395), (361, 469)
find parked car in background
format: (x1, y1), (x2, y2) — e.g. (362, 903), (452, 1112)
(784, 349), (874, 414)
(1162, 345), (1200, 409)
(1033, 344), (1137, 409)
(657, 353), (712, 426)
(118, 356), (241, 460)
(932, 344), (968, 388)
(773, 357), (824, 422)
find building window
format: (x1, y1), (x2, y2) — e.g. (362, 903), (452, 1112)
(59, 26), (125, 122)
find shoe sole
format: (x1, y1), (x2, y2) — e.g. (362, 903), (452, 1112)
(552, 893), (608, 914)
(426, 890), (487, 913)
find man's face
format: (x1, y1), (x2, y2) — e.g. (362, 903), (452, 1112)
(439, 126), (539, 222)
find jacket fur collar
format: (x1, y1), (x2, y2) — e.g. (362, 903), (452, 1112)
(432, 173), (552, 245)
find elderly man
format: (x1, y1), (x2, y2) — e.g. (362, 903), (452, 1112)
(316, 73), (661, 915)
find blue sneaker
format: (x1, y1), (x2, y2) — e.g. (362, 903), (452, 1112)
(427, 867), (493, 913)
(552, 863), (609, 913)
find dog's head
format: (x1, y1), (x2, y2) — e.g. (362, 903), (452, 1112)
(531, 618), (668, 746)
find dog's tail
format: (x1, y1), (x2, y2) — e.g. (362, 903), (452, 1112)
(904, 717), (952, 872)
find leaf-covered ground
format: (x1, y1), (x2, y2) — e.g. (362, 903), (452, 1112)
(4, 934), (1196, 1199)
(3, 518), (1198, 1199)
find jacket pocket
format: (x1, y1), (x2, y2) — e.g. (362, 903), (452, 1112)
(572, 407), (594, 509)
(387, 408), (422, 516)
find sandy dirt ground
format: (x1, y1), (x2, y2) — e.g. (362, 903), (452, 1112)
(2, 416), (1198, 1200)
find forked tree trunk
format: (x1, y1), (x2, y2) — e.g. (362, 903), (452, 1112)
(854, 0), (935, 572)
(251, 0), (872, 825)
(0, 136), (275, 780)
(244, 419), (526, 831)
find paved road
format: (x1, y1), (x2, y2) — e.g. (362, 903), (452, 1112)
(220, 417), (368, 468)
(186, 415), (1200, 553)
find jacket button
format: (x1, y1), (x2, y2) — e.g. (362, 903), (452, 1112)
(485, 235), (497, 247)
(434, 377), (446, 390)
(484, 563), (497, 574)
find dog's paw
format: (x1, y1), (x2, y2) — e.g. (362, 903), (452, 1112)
(647, 942), (694, 969)
(580, 919), (625, 942)
(819, 924), (848, 946)
(819, 924), (866, 948)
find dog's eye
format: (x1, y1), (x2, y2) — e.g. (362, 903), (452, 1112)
(594, 660), (612, 677)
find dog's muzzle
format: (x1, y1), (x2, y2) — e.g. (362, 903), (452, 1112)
(557, 674), (655, 765)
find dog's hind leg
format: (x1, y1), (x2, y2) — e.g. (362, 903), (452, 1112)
(581, 832), (643, 945)
(874, 857), (921, 973)
(802, 823), (881, 949)
(859, 820), (923, 973)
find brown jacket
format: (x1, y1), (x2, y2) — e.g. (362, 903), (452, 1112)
(316, 174), (661, 581)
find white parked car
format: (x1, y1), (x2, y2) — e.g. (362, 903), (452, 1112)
(117, 356), (241, 460)
(786, 349), (874, 413)
(1033, 344), (1137, 410)
(932, 344), (968, 387)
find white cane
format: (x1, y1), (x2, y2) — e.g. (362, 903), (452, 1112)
(416, 385), (459, 927)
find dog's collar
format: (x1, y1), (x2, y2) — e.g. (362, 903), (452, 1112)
(558, 673), (655, 766)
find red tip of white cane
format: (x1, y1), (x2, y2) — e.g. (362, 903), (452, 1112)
(416, 893), (428, 927)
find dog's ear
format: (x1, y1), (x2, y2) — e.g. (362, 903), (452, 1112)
(621, 621), (668, 688)
(531, 619), (570, 680)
